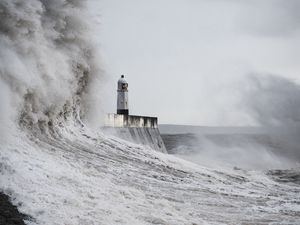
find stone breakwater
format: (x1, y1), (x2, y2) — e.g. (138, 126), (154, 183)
(104, 114), (167, 153)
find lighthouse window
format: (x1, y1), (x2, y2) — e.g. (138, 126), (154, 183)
(122, 83), (128, 90)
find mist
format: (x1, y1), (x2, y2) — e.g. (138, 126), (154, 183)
(162, 130), (299, 170)
(0, 0), (108, 136)
(242, 74), (300, 126)
(160, 73), (300, 170)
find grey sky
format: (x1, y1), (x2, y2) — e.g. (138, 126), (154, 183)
(89, 0), (300, 126)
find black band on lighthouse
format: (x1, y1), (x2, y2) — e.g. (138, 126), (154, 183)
(117, 109), (129, 115)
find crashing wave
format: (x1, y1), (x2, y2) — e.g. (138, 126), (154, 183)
(0, 0), (100, 137)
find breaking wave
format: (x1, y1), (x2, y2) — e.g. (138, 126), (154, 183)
(0, 0), (101, 138)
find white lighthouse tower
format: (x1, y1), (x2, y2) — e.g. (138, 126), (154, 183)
(117, 75), (129, 115)
(104, 74), (167, 153)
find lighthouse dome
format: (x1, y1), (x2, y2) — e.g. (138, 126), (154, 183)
(118, 75), (128, 91)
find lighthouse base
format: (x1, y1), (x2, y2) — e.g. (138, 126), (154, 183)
(103, 114), (167, 153)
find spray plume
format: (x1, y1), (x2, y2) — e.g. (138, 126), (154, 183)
(0, 0), (101, 137)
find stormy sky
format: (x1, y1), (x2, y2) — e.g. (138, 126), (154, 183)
(89, 0), (300, 126)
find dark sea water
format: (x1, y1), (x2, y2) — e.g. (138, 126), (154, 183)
(160, 125), (300, 170)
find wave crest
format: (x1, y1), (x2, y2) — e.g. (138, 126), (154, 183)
(0, 0), (98, 135)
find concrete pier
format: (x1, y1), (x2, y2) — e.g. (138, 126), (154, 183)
(104, 114), (167, 153)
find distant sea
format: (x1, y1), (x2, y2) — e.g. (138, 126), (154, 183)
(160, 124), (300, 169)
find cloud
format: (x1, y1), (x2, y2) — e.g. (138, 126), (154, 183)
(236, 0), (300, 37)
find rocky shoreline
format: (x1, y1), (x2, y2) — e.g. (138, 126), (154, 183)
(0, 193), (26, 225)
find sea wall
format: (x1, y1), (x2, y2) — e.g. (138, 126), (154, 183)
(104, 114), (167, 153)
(105, 114), (158, 128)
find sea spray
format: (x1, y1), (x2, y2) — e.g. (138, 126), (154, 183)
(0, 0), (101, 136)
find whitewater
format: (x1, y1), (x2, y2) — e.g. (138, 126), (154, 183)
(1, 0), (300, 224)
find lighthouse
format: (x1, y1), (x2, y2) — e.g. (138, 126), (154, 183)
(104, 74), (167, 153)
(117, 75), (129, 115)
